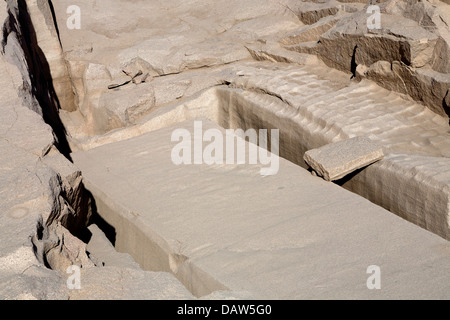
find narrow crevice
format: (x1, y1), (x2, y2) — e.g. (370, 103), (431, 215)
(350, 44), (357, 79)
(86, 193), (117, 247)
(47, 0), (61, 46)
(399, 42), (411, 66)
(443, 89), (450, 126)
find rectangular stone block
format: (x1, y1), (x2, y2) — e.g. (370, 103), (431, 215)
(303, 136), (384, 181)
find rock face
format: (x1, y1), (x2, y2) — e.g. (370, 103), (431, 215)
(0, 0), (75, 299)
(0, 0), (449, 300)
(25, 0), (76, 112)
(278, 0), (450, 120)
(312, 0), (450, 118)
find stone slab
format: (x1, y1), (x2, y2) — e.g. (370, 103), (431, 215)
(303, 136), (384, 181)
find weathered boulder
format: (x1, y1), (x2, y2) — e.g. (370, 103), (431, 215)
(319, 11), (438, 71)
(32, 221), (94, 272)
(385, 0), (450, 74)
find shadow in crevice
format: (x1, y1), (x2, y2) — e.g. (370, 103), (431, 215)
(350, 44), (358, 79)
(2, 0), (72, 161)
(333, 166), (367, 187)
(443, 90), (450, 127)
(47, 0), (61, 45)
(86, 190), (117, 247)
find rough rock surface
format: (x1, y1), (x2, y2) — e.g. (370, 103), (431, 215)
(0, 0), (449, 300)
